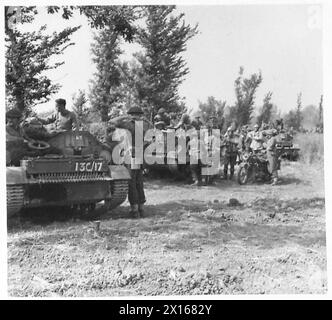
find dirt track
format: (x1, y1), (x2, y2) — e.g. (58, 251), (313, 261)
(7, 161), (326, 296)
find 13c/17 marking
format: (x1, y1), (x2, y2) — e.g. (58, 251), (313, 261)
(163, 304), (212, 315)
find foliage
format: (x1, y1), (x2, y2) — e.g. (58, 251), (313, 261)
(46, 5), (141, 42)
(89, 29), (126, 122)
(318, 95), (323, 131)
(5, 5), (141, 113)
(229, 66), (262, 127)
(256, 92), (273, 125)
(198, 96), (225, 122)
(295, 92), (303, 130)
(132, 5), (198, 120)
(72, 90), (89, 129)
(5, 6), (80, 112)
(294, 133), (324, 164)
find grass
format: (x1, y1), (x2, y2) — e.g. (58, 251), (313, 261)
(294, 133), (324, 165)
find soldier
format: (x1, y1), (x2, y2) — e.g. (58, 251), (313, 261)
(37, 98), (77, 132)
(108, 106), (147, 218)
(6, 108), (25, 142)
(250, 124), (264, 152)
(157, 107), (171, 126)
(266, 129), (280, 186)
(238, 126), (247, 154)
(222, 127), (238, 180)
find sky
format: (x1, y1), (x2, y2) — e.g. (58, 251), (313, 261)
(17, 4), (322, 114)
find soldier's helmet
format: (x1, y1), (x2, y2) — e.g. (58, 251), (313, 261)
(227, 126), (233, 132)
(6, 108), (22, 119)
(157, 107), (166, 115)
(154, 114), (162, 122)
(127, 106), (144, 115)
(254, 124), (259, 129)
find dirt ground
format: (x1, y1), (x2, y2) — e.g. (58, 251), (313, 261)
(7, 160), (326, 296)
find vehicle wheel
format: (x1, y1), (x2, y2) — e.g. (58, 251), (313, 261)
(28, 140), (50, 151)
(237, 165), (249, 185)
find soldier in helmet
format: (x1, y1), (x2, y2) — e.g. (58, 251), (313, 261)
(6, 108), (33, 166)
(222, 127), (238, 180)
(108, 106), (147, 218)
(157, 107), (170, 126)
(6, 108), (25, 141)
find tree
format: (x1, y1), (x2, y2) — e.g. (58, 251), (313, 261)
(318, 94), (323, 130)
(5, 5), (141, 113)
(89, 29), (126, 122)
(295, 92), (303, 130)
(198, 96), (226, 123)
(72, 89), (89, 129)
(284, 110), (298, 130)
(256, 92), (273, 125)
(5, 6), (80, 113)
(133, 5), (198, 119)
(230, 67), (262, 127)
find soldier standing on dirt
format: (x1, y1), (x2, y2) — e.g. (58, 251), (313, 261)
(266, 129), (280, 186)
(108, 106), (147, 218)
(222, 127), (238, 180)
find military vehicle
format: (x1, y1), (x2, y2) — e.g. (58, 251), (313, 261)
(276, 131), (300, 161)
(7, 123), (130, 218)
(237, 151), (279, 184)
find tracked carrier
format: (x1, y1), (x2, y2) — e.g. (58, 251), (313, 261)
(7, 130), (130, 218)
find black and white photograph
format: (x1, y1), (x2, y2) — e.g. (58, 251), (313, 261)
(3, 0), (329, 299)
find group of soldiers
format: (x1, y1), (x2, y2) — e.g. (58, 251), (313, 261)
(150, 108), (282, 187)
(6, 100), (283, 218)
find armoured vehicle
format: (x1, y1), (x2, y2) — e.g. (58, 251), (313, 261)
(7, 124), (130, 218)
(276, 131), (300, 161)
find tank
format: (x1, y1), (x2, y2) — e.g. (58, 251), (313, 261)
(7, 129), (130, 218)
(276, 131), (300, 161)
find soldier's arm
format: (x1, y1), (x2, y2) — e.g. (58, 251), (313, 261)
(37, 113), (56, 125)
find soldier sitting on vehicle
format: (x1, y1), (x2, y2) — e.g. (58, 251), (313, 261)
(37, 98), (77, 133)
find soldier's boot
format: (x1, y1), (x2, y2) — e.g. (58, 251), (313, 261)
(271, 177), (278, 186)
(138, 204), (145, 218)
(129, 204), (139, 218)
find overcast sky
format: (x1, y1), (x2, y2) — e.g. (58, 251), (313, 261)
(20, 4), (322, 114)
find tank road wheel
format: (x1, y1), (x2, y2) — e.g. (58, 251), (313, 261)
(106, 180), (129, 210)
(7, 185), (24, 218)
(237, 165), (249, 185)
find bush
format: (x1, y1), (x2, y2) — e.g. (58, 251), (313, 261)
(88, 122), (106, 141)
(294, 133), (324, 164)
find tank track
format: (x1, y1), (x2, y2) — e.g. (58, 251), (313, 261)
(7, 185), (24, 217)
(108, 180), (128, 209)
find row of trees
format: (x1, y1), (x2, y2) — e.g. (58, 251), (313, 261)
(6, 5), (323, 133)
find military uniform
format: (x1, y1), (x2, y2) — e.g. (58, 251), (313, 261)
(39, 109), (77, 131)
(223, 129), (238, 179)
(266, 130), (279, 185)
(108, 106), (147, 217)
